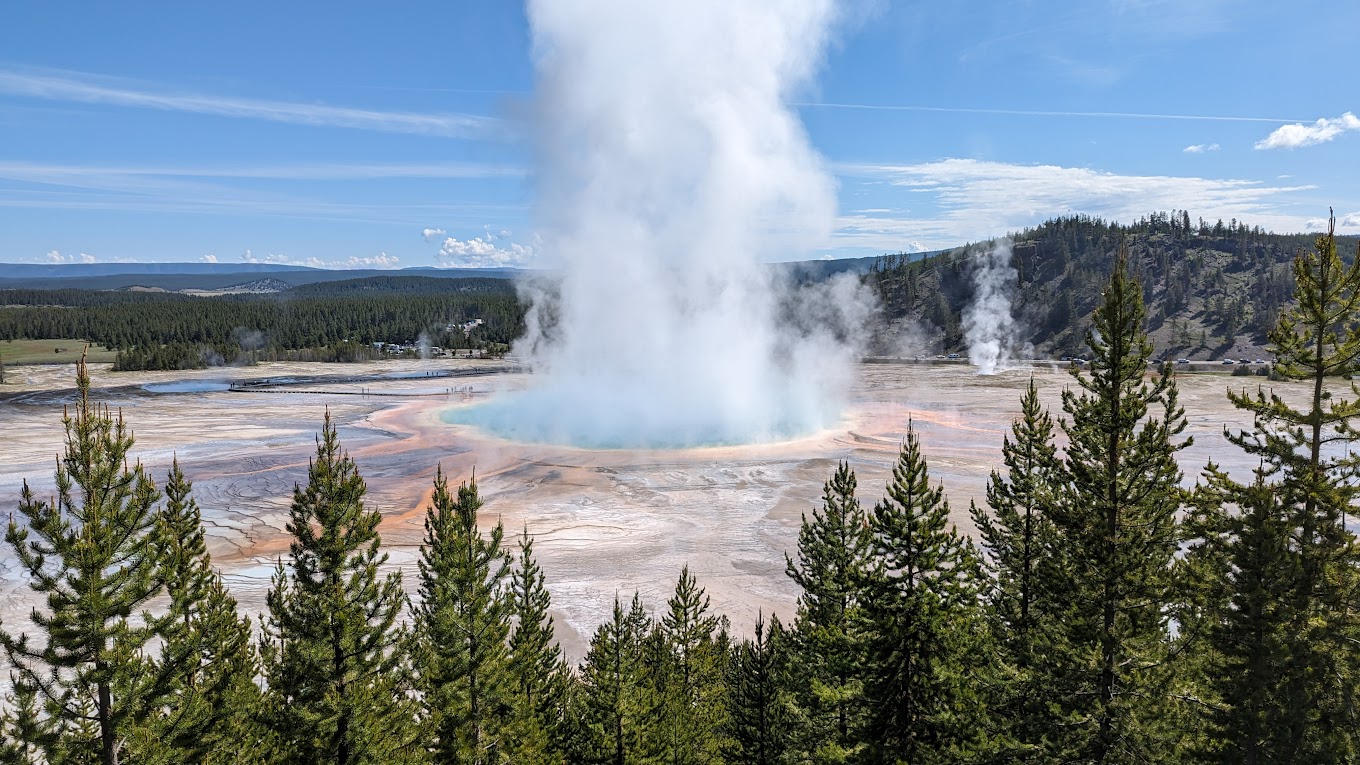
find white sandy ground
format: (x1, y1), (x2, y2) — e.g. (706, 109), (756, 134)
(0, 359), (1334, 659)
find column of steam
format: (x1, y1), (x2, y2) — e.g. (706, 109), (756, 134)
(461, 0), (868, 449)
(963, 240), (1019, 375)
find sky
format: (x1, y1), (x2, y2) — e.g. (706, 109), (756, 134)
(0, 0), (1356, 269)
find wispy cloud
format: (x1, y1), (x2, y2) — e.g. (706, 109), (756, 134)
(0, 161), (524, 185)
(422, 227), (447, 242)
(0, 68), (503, 138)
(798, 101), (1309, 123)
(1183, 143), (1220, 153)
(831, 158), (1313, 252)
(0, 160), (528, 228)
(1254, 112), (1360, 150)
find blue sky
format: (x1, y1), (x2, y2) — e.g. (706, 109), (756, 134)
(1, 0), (1355, 268)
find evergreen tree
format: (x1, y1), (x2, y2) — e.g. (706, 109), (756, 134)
(858, 424), (994, 764)
(724, 613), (789, 765)
(1188, 212), (1360, 761)
(411, 467), (514, 765)
(259, 411), (415, 765)
(1048, 243), (1189, 762)
(1, 354), (166, 765)
(971, 376), (1060, 652)
(1181, 467), (1300, 763)
(132, 459), (262, 765)
(506, 529), (570, 765)
(656, 565), (729, 765)
(578, 594), (660, 765)
(969, 377), (1063, 758)
(783, 461), (872, 762)
(0, 678), (50, 765)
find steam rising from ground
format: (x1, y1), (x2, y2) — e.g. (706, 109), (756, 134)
(450, 0), (872, 449)
(963, 241), (1018, 375)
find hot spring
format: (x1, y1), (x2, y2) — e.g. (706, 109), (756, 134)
(440, 377), (847, 450)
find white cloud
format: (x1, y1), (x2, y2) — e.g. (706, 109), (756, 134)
(45, 249), (68, 263)
(0, 68), (501, 138)
(240, 249), (292, 264)
(421, 227), (446, 242)
(302, 253), (401, 269)
(1255, 112), (1360, 150)
(78, 252), (96, 264)
(1312, 213), (1360, 231)
(832, 158), (1312, 252)
(436, 235), (535, 268)
(200, 254), (218, 263)
(1183, 143), (1220, 153)
(238, 250), (400, 270)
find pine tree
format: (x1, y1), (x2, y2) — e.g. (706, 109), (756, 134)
(1181, 467), (1300, 763)
(969, 377), (1062, 755)
(858, 423), (994, 764)
(1048, 242), (1189, 762)
(259, 411), (414, 765)
(0, 678), (50, 765)
(132, 459), (262, 764)
(783, 461), (872, 761)
(411, 467), (514, 765)
(971, 376), (1060, 653)
(578, 594), (660, 765)
(506, 529), (570, 765)
(724, 613), (789, 765)
(656, 565), (729, 765)
(1189, 212), (1360, 761)
(1, 354), (166, 765)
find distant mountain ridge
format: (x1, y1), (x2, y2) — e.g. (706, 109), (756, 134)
(0, 256), (893, 292)
(0, 262), (320, 278)
(0, 264), (528, 291)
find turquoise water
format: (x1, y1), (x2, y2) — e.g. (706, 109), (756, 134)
(441, 390), (824, 450)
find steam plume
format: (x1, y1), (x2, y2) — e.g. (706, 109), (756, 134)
(454, 0), (868, 449)
(963, 240), (1018, 375)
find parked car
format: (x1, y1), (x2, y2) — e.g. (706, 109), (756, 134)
(1222, 359), (1235, 364)
(1176, 359), (1189, 364)
(947, 353), (961, 359)
(1254, 359), (1266, 364)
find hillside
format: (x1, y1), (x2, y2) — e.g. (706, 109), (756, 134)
(869, 212), (1358, 359)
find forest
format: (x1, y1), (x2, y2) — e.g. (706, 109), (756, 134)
(1, 224), (1358, 765)
(870, 211), (1360, 358)
(0, 277), (524, 371)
